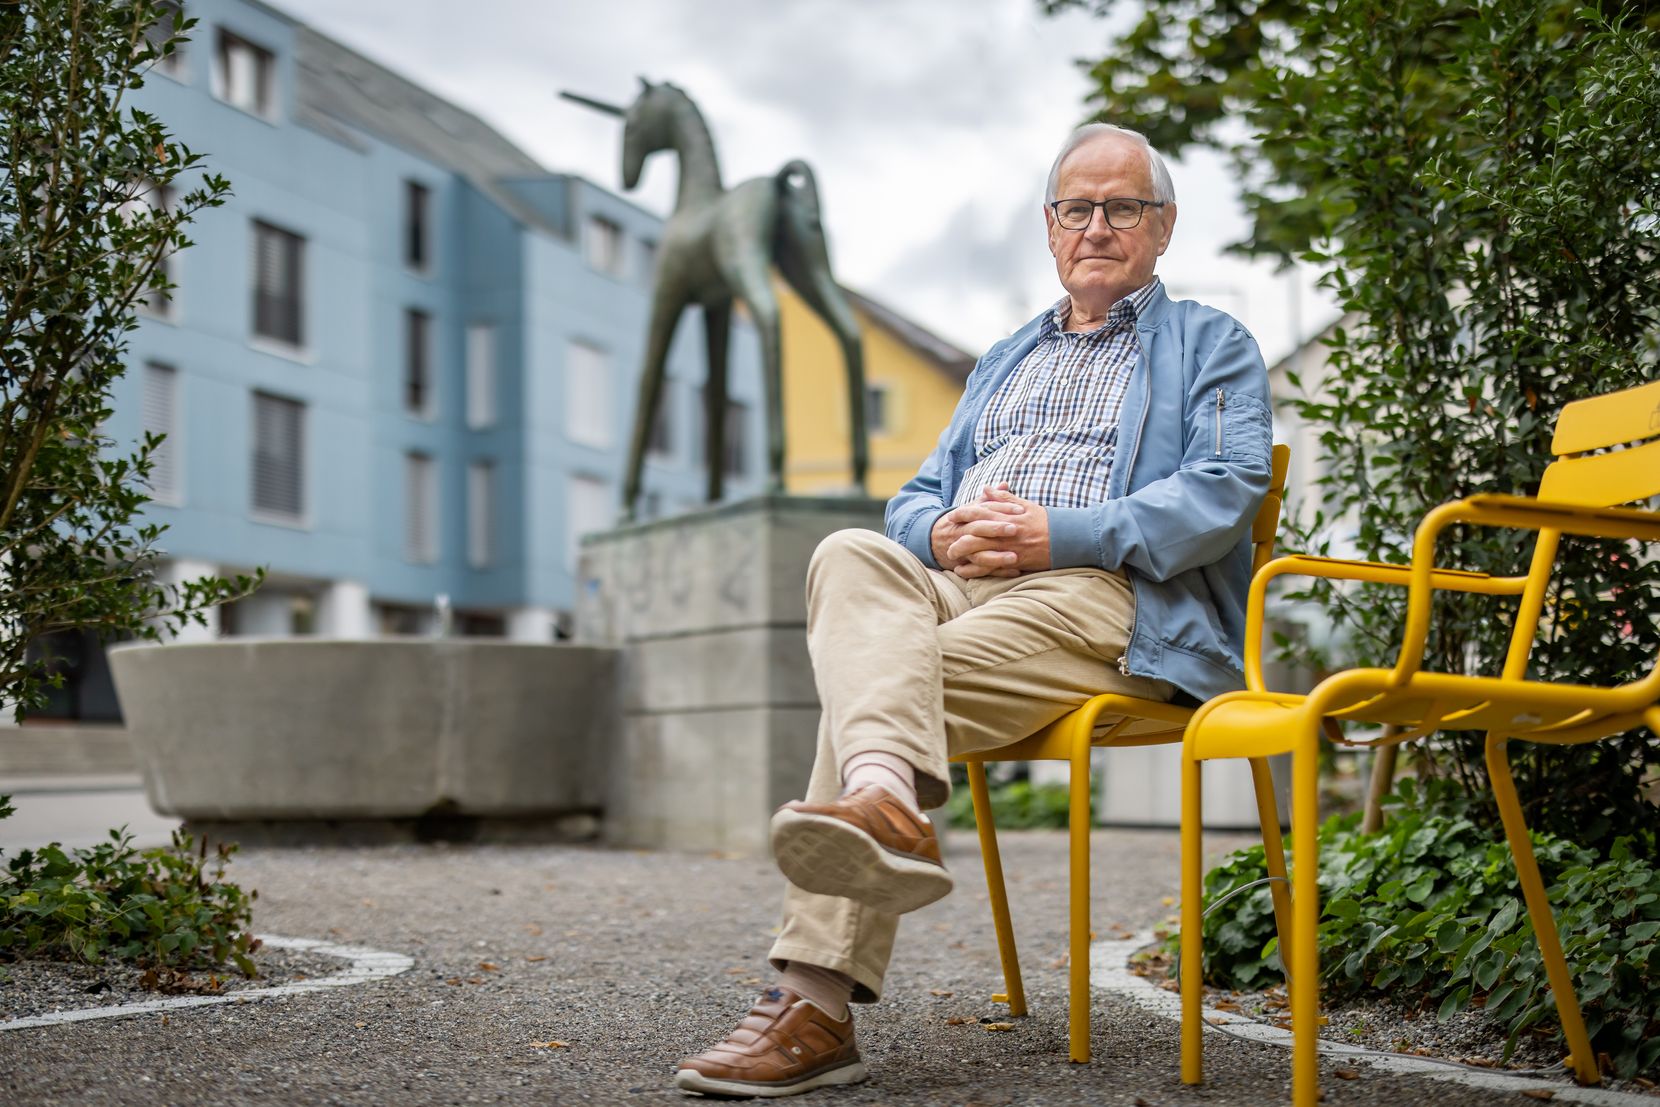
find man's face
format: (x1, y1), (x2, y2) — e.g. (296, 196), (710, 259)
(1045, 138), (1177, 310)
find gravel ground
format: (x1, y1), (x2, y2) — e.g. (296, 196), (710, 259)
(0, 828), (1627, 1106)
(0, 944), (342, 1021)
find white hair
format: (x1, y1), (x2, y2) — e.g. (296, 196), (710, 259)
(1044, 123), (1175, 206)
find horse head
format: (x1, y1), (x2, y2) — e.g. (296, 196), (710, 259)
(621, 77), (687, 191)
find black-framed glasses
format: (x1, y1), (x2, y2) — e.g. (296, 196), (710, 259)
(1049, 197), (1165, 231)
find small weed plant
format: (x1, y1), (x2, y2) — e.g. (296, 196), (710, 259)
(0, 795), (260, 984)
(1180, 780), (1660, 1079)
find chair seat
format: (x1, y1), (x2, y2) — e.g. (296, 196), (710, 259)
(1187, 694), (1311, 760)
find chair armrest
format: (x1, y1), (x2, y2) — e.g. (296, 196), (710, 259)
(1241, 555), (1526, 691)
(1393, 495), (1660, 686)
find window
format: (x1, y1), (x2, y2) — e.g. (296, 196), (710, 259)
(142, 362), (180, 503)
(699, 389), (750, 478)
(250, 392), (304, 521)
(144, 2), (185, 78)
(123, 183), (175, 319)
(214, 30), (274, 117)
(566, 474), (612, 570)
(251, 220), (304, 347)
(404, 452), (438, 564)
(865, 383), (889, 435)
(582, 215), (625, 278)
(465, 323), (496, 429)
(404, 180), (430, 272)
(647, 382), (674, 458)
(404, 309), (431, 416)
(564, 340), (611, 449)
(467, 461), (494, 569)
(723, 399), (749, 477)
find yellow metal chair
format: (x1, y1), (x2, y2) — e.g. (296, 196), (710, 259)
(951, 443), (1294, 1063)
(1179, 379), (1660, 1106)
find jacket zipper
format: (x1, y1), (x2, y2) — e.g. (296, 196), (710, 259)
(1117, 345), (1154, 677)
(1213, 388), (1225, 456)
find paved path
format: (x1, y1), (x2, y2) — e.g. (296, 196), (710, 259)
(0, 775), (180, 852)
(0, 825), (1599, 1106)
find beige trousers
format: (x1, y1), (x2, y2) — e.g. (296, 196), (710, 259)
(766, 528), (1172, 1002)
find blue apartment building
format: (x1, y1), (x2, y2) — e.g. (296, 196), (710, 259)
(34, 0), (765, 720)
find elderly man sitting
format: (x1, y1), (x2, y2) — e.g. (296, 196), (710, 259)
(675, 122), (1272, 1098)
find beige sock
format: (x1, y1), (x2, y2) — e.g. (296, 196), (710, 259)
(776, 961), (854, 1021)
(842, 750), (920, 814)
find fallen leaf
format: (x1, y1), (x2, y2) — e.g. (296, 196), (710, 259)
(740, 977), (762, 985)
(1160, 896), (1175, 907)
(929, 989), (953, 997)
(522, 923), (544, 936)
(354, 1021), (367, 1029)
(544, 883), (557, 891)
(479, 962), (500, 972)
(530, 1040), (569, 1050)
(1333, 1068), (1359, 1080)
(945, 1016), (972, 1026)
(982, 1022), (1015, 1032)
(723, 967), (748, 976)
(361, 898), (376, 908)
(466, 977), (484, 985)
(445, 978), (462, 986)
(1519, 1092), (1554, 1102)
(526, 956), (547, 963)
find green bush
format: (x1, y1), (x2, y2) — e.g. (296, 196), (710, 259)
(944, 769), (1080, 830)
(1180, 780), (1660, 1079)
(1, 797), (260, 981)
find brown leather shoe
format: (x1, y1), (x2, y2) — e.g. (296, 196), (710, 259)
(770, 785), (953, 915)
(674, 986), (866, 1097)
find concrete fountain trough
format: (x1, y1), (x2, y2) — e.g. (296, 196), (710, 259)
(108, 638), (618, 842)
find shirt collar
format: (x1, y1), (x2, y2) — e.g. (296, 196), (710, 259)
(1047, 277), (1162, 337)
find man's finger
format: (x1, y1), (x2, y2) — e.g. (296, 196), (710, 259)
(958, 519), (1019, 539)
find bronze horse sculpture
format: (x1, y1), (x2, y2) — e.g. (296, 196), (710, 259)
(562, 80), (868, 519)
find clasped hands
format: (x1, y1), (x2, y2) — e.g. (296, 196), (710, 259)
(930, 483), (1050, 579)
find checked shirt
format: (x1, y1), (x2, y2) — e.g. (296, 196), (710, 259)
(953, 278), (1160, 510)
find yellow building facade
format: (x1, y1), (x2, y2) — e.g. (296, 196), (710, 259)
(777, 280), (975, 498)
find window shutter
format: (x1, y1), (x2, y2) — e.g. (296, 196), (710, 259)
(465, 323), (496, 429)
(251, 392), (304, 519)
(142, 363), (179, 500)
(405, 453), (437, 563)
(467, 461), (493, 568)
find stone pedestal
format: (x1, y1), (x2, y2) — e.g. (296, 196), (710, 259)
(576, 495), (885, 854)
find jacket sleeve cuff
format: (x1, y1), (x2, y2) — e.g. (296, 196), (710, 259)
(898, 506), (949, 570)
(1046, 506), (1103, 569)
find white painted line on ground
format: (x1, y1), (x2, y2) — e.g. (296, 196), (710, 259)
(1091, 933), (1655, 1107)
(0, 935), (413, 1031)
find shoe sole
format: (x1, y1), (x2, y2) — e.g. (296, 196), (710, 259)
(769, 809), (953, 915)
(674, 1058), (868, 1098)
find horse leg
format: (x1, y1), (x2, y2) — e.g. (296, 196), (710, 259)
(622, 288), (687, 520)
(703, 301), (731, 503)
(731, 265), (785, 493)
(778, 261), (866, 493)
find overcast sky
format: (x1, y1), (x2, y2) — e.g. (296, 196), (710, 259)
(274, 0), (1336, 364)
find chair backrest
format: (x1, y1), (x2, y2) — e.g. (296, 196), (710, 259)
(1539, 378), (1660, 508)
(1250, 444), (1293, 575)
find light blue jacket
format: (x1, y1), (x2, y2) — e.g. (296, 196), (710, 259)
(885, 283), (1273, 702)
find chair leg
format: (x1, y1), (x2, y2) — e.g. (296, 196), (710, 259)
(1067, 722), (1092, 1063)
(967, 761), (1026, 1017)
(1291, 741), (1322, 1107)
(1249, 757), (1295, 983)
(1485, 733), (1600, 1086)
(1180, 748), (1204, 1085)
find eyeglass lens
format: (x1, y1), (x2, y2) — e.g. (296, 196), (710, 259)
(1054, 199), (1147, 230)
